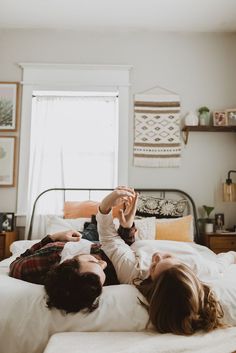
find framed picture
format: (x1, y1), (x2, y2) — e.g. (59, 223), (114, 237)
(215, 213), (224, 231)
(213, 111), (228, 126)
(0, 136), (16, 186)
(0, 212), (14, 232)
(0, 82), (20, 131)
(226, 109), (236, 126)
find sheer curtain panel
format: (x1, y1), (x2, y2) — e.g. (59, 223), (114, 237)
(26, 93), (118, 238)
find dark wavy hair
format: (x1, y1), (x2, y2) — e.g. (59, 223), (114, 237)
(137, 263), (224, 335)
(44, 259), (102, 313)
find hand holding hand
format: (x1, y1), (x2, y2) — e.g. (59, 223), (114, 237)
(49, 230), (81, 242)
(117, 192), (139, 228)
(99, 186), (136, 215)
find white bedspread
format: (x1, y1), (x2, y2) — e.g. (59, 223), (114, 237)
(1, 241), (236, 353)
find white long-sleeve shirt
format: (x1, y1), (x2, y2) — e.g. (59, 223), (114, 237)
(97, 211), (236, 284)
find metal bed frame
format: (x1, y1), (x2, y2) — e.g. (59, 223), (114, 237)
(27, 188), (200, 242)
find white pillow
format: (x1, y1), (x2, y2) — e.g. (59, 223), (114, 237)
(135, 217), (156, 240)
(46, 215), (90, 234)
(10, 240), (41, 255)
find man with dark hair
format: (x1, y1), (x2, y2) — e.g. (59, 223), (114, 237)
(9, 193), (137, 314)
(45, 258), (103, 313)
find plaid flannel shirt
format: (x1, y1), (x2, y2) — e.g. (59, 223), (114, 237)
(9, 224), (137, 285)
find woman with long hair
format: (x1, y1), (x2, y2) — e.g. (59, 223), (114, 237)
(97, 188), (235, 335)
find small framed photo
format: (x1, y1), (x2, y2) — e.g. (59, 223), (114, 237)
(213, 111), (228, 126)
(0, 136), (16, 187)
(0, 82), (20, 132)
(0, 212), (14, 232)
(226, 109), (236, 126)
(215, 213), (224, 231)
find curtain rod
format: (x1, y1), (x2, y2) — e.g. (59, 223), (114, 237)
(32, 94), (119, 98)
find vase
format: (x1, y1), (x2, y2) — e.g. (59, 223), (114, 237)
(184, 111), (199, 126)
(199, 112), (210, 126)
(205, 223), (213, 233)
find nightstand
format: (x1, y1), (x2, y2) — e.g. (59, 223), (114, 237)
(203, 232), (236, 253)
(0, 231), (18, 260)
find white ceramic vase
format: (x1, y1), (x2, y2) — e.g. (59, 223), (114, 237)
(184, 111), (199, 126)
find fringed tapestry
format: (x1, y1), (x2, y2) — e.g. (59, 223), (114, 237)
(133, 93), (181, 167)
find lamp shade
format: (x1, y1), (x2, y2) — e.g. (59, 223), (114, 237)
(223, 170), (236, 202)
(223, 182), (236, 202)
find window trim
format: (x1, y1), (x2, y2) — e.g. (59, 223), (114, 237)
(17, 63), (132, 215)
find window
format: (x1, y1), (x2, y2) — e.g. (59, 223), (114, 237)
(31, 90), (118, 185)
(29, 90), (118, 197)
(17, 64), (131, 237)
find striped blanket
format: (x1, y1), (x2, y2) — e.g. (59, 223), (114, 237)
(133, 94), (181, 167)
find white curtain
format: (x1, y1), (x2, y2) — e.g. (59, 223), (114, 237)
(26, 94), (118, 239)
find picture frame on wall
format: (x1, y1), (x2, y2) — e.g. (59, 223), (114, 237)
(0, 82), (19, 131)
(0, 212), (15, 232)
(213, 111), (228, 126)
(0, 136), (16, 187)
(226, 109), (236, 126)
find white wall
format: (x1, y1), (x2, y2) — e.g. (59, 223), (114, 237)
(0, 29), (236, 227)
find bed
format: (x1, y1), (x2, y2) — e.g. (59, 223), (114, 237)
(1, 188), (236, 353)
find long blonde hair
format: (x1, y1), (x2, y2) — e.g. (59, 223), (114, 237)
(137, 263), (224, 335)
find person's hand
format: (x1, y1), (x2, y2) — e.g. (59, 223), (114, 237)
(99, 186), (135, 215)
(49, 230), (81, 242)
(117, 192), (139, 228)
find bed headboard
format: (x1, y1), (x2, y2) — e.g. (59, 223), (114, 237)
(27, 188), (200, 243)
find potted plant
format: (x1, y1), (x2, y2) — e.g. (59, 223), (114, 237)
(202, 205), (214, 233)
(198, 106), (210, 126)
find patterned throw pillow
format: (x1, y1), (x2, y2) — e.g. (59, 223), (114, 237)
(136, 195), (188, 218)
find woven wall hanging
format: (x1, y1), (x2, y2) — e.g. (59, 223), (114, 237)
(133, 86), (181, 167)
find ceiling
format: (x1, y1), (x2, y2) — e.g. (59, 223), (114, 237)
(1, 0), (236, 32)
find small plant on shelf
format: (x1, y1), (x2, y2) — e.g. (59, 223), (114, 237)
(198, 106), (210, 114)
(198, 106), (211, 126)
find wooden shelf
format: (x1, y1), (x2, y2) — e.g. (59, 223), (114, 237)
(182, 125), (236, 144)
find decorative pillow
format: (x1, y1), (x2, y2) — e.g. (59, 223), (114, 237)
(134, 217), (156, 240)
(64, 200), (124, 219)
(155, 215), (194, 242)
(64, 201), (99, 219)
(136, 195), (188, 218)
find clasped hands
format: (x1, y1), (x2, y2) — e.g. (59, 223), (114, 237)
(99, 186), (138, 229)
